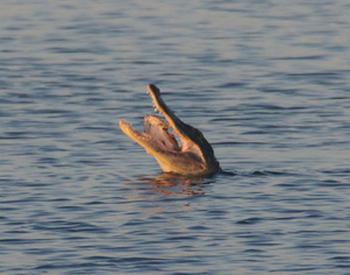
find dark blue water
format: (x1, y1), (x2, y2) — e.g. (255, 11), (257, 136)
(1, 1), (350, 274)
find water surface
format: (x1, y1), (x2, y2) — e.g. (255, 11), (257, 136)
(1, 0), (350, 274)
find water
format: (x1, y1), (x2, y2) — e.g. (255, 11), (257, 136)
(1, 0), (350, 274)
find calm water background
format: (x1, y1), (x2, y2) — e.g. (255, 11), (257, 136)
(1, 0), (350, 274)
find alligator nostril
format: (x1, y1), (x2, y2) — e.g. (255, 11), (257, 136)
(148, 83), (160, 94)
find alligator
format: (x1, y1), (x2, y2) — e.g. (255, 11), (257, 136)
(119, 84), (220, 176)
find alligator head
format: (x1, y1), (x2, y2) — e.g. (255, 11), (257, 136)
(119, 84), (220, 176)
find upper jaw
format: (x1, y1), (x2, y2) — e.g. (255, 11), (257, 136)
(146, 84), (195, 147)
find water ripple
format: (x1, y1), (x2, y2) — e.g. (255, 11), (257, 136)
(1, 0), (350, 274)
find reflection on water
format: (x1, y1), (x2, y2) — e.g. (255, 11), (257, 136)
(137, 173), (208, 197)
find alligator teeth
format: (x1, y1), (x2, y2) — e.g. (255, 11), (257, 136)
(153, 105), (160, 113)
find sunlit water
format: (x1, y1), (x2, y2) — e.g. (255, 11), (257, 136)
(1, 1), (350, 274)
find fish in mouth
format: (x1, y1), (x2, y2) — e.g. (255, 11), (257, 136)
(119, 84), (220, 176)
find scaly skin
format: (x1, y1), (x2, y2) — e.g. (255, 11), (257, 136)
(119, 84), (220, 176)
